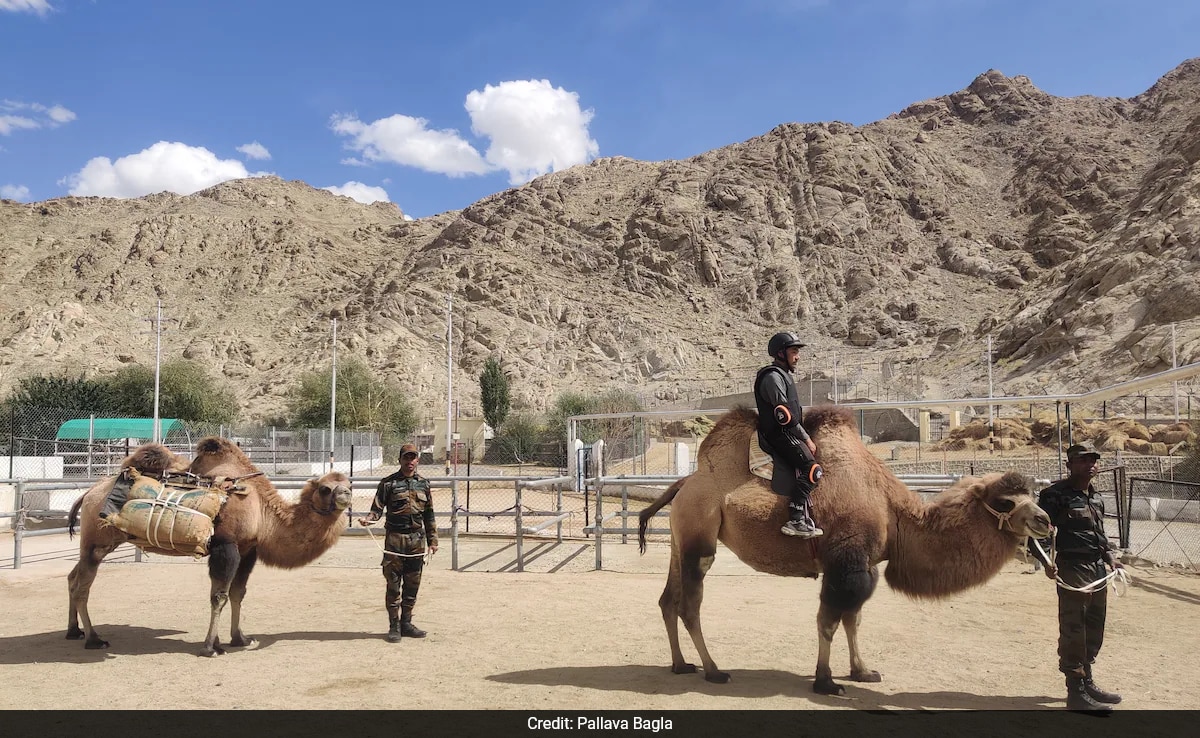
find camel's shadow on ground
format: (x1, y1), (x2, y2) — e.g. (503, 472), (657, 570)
(488, 665), (1059, 710)
(0, 628), (382, 664)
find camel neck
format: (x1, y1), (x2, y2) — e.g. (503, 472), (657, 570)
(886, 495), (1018, 599)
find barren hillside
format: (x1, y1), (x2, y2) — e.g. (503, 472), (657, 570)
(2, 59), (1199, 420)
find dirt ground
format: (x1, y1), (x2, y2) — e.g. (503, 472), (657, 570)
(1, 533), (1198, 712)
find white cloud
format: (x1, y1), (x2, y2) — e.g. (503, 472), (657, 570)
(1, 184), (31, 200)
(0, 115), (39, 135)
(331, 79), (598, 185)
(236, 141), (271, 160)
(0, 0), (53, 15)
(60, 141), (262, 197)
(466, 80), (599, 185)
(331, 113), (490, 177)
(323, 181), (390, 204)
(0, 100), (76, 134)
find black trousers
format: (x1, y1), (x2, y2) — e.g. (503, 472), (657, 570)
(767, 441), (820, 506)
(1056, 560), (1108, 678)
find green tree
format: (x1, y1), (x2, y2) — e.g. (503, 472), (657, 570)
(4, 375), (113, 414)
(103, 360), (240, 423)
(1, 375), (117, 452)
(490, 412), (543, 463)
(479, 357), (511, 431)
(545, 391), (597, 443)
(289, 357), (418, 439)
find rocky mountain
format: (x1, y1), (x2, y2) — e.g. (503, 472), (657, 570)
(2, 59), (1199, 421)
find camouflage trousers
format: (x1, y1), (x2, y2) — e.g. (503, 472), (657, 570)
(382, 531), (426, 618)
(1056, 563), (1108, 678)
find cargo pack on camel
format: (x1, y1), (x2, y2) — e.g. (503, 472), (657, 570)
(97, 466), (257, 557)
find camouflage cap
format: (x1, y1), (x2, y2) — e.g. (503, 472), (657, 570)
(1066, 441), (1101, 461)
(399, 443), (419, 460)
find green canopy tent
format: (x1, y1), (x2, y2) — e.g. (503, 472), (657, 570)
(55, 418), (188, 442)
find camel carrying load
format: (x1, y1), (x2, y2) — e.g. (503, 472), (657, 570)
(98, 467), (240, 556)
(67, 438), (352, 656)
(638, 405), (1052, 695)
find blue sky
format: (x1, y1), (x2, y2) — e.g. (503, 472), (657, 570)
(1, 0), (1198, 219)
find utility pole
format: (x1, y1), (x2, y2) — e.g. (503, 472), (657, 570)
(153, 300), (164, 443)
(445, 294), (454, 477)
(1172, 323), (1179, 422)
(832, 353), (839, 404)
(986, 334), (995, 455)
(329, 317), (338, 473)
(139, 300), (177, 443)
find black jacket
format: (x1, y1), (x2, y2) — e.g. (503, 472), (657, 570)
(754, 363), (812, 467)
(1030, 480), (1112, 567)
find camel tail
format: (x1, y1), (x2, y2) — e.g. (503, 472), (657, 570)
(637, 477), (686, 554)
(67, 494), (84, 539)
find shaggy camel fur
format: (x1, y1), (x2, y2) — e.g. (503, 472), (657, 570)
(67, 438), (352, 656)
(638, 406), (1051, 695)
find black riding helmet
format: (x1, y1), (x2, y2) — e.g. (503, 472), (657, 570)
(767, 331), (807, 359)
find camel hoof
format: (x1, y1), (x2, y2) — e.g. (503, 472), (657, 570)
(84, 637), (109, 650)
(813, 678), (845, 696)
(851, 670), (882, 683)
(201, 644), (226, 657)
(671, 663), (698, 675)
(703, 670), (731, 684)
(230, 635), (256, 648)
(66, 627), (85, 640)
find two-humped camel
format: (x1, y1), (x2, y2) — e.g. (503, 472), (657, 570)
(639, 406), (1051, 695)
(67, 438), (351, 656)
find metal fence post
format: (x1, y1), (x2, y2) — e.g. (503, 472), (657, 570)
(13, 479), (24, 569)
(594, 475), (604, 571)
(556, 482), (564, 543)
(515, 481), (524, 573)
(450, 480), (459, 572)
(621, 483), (628, 544)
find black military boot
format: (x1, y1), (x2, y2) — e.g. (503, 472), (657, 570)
(399, 614), (426, 638)
(781, 502), (823, 538)
(385, 616), (402, 643)
(1066, 677), (1112, 714)
(1084, 666), (1122, 704)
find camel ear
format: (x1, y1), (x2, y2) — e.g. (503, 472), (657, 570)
(965, 479), (989, 499)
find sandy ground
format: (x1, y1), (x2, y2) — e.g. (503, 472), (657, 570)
(1, 532), (1199, 712)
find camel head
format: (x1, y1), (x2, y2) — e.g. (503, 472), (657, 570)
(303, 472), (353, 515)
(966, 471), (1051, 539)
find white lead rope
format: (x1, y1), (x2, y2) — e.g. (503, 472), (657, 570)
(361, 521), (434, 563)
(1029, 535), (1129, 597)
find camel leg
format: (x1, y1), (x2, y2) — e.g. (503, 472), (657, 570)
(67, 543), (118, 649)
(844, 563), (880, 682)
(228, 549), (258, 648)
(678, 549), (729, 684)
(814, 601), (844, 695)
(659, 547), (696, 674)
(814, 558), (878, 695)
(201, 539), (240, 657)
(843, 609), (881, 682)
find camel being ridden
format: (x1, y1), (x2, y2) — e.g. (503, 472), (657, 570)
(67, 438), (352, 656)
(637, 406), (1051, 695)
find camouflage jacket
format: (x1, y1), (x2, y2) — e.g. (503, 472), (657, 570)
(370, 472), (437, 544)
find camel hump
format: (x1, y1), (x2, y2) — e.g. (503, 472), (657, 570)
(122, 443), (182, 475)
(195, 436), (236, 457)
(801, 405), (858, 435)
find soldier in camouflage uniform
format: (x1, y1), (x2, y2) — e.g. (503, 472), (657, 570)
(360, 443), (438, 642)
(1029, 441), (1124, 713)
